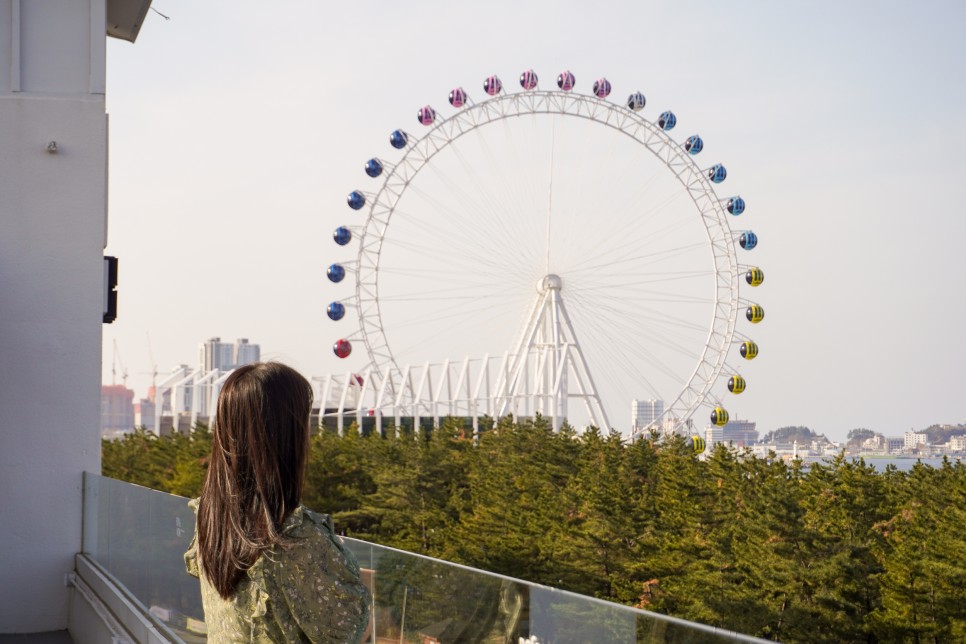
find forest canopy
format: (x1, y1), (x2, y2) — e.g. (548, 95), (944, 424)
(103, 418), (966, 642)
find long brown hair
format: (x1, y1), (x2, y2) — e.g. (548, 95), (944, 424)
(197, 361), (313, 599)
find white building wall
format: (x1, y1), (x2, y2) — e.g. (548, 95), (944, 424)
(904, 431), (927, 450)
(0, 0), (107, 633)
(631, 398), (664, 432)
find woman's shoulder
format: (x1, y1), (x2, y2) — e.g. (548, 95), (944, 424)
(299, 505), (336, 532)
(267, 506), (360, 577)
(281, 505), (335, 538)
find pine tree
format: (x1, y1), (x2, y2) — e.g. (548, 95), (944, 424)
(303, 426), (378, 534)
(798, 454), (890, 642)
(446, 416), (578, 587)
(870, 460), (966, 641)
(348, 419), (470, 555)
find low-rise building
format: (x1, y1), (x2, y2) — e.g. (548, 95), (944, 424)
(705, 419), (758, 450)
(948, 435), (966, 453)
(884, 437), (904, 453)
(904, 431), (928, 450)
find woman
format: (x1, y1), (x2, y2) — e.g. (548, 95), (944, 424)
(185, 362), (371, 643)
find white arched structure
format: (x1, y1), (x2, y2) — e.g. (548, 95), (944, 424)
(335, 84), (748, 435)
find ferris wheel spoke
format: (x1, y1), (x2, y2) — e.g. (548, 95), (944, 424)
(378, 283), (524, 302)
(382, 230), (530, 275)
(568, 272), (714, 297)
(567, 271), (712, 291)
(567, 240), (708, 276)
(566, 217), (705, 275)
(390, 299), (516, 332)
(569, 290), (709, 349)
(385, 292), (519, 327)
(580, 318), (696, 388)
(574, 286), (713, 306)
(582, 298), (711, 340)
(567, 308), (674, 401)
(390, 175), (546, 270)
(575, 311), (704, 366)
(404, 172), (531, 252)
(553, 186), (690, 272)
(388, 297), (528, 359)
(396, 153), (541, 267)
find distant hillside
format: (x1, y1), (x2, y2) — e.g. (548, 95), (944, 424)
(919, 423), (966, 445)
(844, 424), (965, 447)
(760, 425), (831, 445)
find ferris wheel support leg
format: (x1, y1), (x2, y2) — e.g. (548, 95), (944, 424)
(550, 289), (563, 431)
(533, 346), (554, 430)
(556, 296), (611, 430)
(497, 291), (549, 417)
(551, 345), (572, 433)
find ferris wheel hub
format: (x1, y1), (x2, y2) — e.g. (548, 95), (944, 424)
(537, 274), (563, 293)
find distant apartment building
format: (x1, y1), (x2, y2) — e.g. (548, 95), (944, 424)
(200, 337), (261, 372)
(133, 398), (155, 431)
(904, 431), (928, 450)
(200, 337), (235, 372)
(631, 399), (664, 432)
(234, 338), (260, 366)
(705, 418), (759, 449)
(101, 385), (134, 433)
(948, 435), (966, 452)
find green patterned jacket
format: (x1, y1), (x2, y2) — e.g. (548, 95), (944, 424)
(185, 500), (371, 643)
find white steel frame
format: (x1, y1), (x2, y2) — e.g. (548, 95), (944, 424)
(352, 89), (740, 435)
(152, 366), (233, 434)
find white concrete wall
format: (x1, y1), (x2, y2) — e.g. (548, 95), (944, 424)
(0, 0), (107, 633)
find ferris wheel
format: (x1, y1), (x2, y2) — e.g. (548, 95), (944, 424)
(326, 69), (764, 435)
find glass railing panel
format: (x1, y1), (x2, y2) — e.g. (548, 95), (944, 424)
(82, 473), (205, 641)
(342, 539), (767, 643)
(344, 540), (532, 642)
(84, 474), (768, 643)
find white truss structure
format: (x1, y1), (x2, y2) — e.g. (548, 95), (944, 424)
(494, 274), (609, 432)
(152, 365), (233, 434)
(314, 350), (605, 436)
(340, 85), (746, 436)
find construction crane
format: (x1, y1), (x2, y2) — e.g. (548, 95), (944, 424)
(111, 339), (129, 387)
(143, 332), (159, 402)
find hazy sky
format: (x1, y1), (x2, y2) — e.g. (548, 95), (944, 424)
(103, 1), (966, 442)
